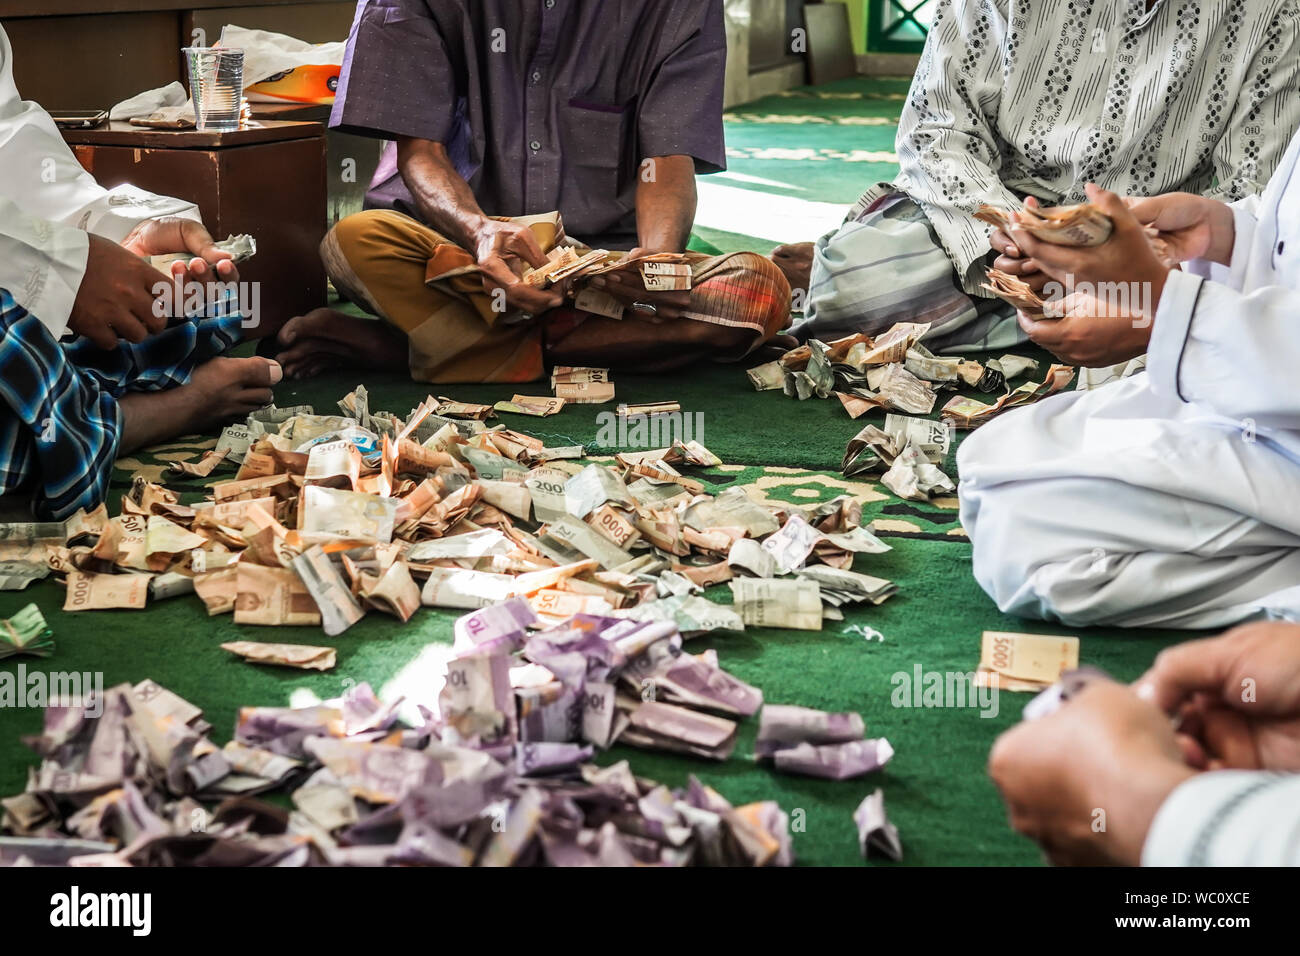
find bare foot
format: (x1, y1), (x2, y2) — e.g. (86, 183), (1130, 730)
(118, 356), (282, 453)
(770, 242), (814, 294)
(274, 307), (409, 380)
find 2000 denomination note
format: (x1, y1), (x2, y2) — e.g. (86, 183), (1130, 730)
(729, 578), (823, 630)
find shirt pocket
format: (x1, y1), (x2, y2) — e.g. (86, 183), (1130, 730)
(380, 1), (425, 24)
(1272, 152), (1300, 275)
(561, 99), (630, 196)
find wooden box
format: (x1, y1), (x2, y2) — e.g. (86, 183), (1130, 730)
(62, 120), (328, 330)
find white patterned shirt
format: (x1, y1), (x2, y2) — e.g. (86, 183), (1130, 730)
(853, 0), (1300, 294)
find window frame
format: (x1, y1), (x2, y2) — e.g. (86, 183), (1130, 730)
(866, 0), (935, 53)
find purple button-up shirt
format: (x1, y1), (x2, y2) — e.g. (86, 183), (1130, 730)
(331, 0), (727, 249)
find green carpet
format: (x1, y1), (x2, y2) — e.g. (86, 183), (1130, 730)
(0, 77), (1203, 866)
(697, 77), (912, 254)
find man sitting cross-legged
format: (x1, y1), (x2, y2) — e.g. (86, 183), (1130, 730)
(775, 0), (1300, 353)
(271, 0), (791, 384)
(959, 122), (1300, 629)
(0, 24), (280, 520)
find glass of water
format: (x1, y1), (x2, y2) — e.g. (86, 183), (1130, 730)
(184, 47), (244, 132)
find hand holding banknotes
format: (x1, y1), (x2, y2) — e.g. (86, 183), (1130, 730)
(988, 680), (1195, 866)
(74, 217), (244, 350)
(122, 216), (241, 282)
(1009, 183), (1172, 319)
(586, 247), (691, 322)
(472, 218), (565, 315)
(988, 196), (1053, 295)
(1135, 621), (1300, 773)
(1124, 191), (1237, 266)
(1016, 290), (1152, 366)
(73, 219), (239, 350)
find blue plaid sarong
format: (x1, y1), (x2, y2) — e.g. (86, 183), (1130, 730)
(0, 289), (245, 520)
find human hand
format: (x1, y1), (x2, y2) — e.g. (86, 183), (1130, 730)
(988, 197), (1051, 294)
(1016, 289), (1153, 366)
(584, 248), (690, 322)
(989, 681), (1195, 866)
(1010, 184), (1171, 316)
(121, 216), (241, 283)
(70, 234), (175, 348)
(1125, 192), (1235, 266)
(1135, 621), (1300, 773)
(472, 218), (564, 314)
(770, 241), (814, 294)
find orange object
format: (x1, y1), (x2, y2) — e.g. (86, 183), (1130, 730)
(246, 64), (340, 105)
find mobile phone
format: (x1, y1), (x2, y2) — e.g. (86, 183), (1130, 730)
(49, 109), (109, 129)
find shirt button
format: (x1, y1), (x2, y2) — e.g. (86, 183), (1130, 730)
(1279, 241), (1287, 255)
(545, 0), (555, 7)
(530, 140), (542, 151)
(532, 71), (542, 83)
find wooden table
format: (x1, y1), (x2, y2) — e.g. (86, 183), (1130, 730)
(62, 120), (329, 328)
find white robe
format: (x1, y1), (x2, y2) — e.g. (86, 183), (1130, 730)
(958, 125), (1300, 629)
(1144, 771), (1300, 866)
(0, 25), (197, 338)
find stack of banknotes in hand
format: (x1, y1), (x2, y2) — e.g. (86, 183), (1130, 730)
(976, 199), (1176, 316)
(975, 200), (1116, 247)
(521, 247), (696, 321)
(975, 201), (1114, 318)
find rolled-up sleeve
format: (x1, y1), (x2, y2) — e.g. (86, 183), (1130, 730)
(636, 0), (726, 172)
(330, 0), (458, 142)
(1184, 196), (1262, 291)
(0, 24), (197, 338)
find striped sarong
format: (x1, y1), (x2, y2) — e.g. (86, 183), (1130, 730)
(0, 289), (245, 519)
(791, 188), (1019, 353)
